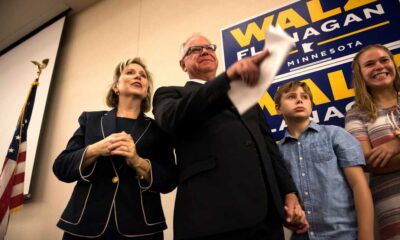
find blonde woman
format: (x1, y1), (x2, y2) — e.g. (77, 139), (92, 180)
(53, 58), (177, 239)
(345, 44), (400, 240)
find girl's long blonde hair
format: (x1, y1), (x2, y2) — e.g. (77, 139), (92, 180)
(351, 44), (400, 121)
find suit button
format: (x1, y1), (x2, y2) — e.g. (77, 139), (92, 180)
(245, 140), (254, 147)
(112, 176), (119, 183)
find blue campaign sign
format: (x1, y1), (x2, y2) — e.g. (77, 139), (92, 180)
(220, 0), (400, 140)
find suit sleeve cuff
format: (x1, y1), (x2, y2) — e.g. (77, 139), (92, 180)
(79, 146), (97, 182)
(138, 159), (153, 191)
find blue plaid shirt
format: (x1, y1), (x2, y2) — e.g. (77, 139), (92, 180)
(279, 121), (365, 240)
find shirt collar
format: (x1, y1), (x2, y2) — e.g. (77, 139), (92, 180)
(281, 120), (320, 144)
(188, 79), (207, 84)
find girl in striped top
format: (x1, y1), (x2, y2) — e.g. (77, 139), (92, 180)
(345, 44), (400, 240)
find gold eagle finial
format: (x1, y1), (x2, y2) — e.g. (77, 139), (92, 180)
(31, 59), (49, 79)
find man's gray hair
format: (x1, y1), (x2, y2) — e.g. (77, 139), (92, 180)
(179, 33), (204, 59)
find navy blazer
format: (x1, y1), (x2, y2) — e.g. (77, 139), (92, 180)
(53, 109), (177, 238)
(153, 73), (298, 239)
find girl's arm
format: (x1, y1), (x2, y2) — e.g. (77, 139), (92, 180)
(359, 140), (400, 174)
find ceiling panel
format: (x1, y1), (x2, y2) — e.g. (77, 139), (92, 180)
(0, 0), (100, 54)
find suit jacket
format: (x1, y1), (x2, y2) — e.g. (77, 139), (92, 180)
(53, 108), (177, 238)
(153, 73), (298, 239)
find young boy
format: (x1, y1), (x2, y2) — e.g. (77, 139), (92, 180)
(274, 81), (374, 240)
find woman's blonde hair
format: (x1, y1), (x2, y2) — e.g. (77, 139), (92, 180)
(106, 57), (153, 113)
(351, 44), (400, 121)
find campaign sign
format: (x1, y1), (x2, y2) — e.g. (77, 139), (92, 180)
(220, 0), (400, 140)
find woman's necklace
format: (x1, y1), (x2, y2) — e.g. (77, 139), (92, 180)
(111, 117), (138, 183)
(110, 115), (150, 183)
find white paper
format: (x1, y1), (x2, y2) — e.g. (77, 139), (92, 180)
(227, 25), (295, 115)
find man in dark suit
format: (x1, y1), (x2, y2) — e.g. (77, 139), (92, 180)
(152, 34), (308, 240)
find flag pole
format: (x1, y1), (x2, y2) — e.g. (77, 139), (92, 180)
(0, 59), (49, 239)
(16, 59), (49, 141)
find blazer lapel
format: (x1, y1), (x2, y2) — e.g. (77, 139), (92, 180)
(101, 108), (150, 144)
(101, 108), (117, 138)
(131, 113), (151, 143)
(240, 108), (266, 152)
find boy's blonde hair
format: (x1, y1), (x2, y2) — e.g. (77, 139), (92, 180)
(274, 81), (313, 107)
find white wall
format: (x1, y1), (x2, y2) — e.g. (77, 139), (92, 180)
(6, 0), (294, 239)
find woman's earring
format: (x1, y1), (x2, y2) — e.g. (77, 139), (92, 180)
(115, 90), (119, 95)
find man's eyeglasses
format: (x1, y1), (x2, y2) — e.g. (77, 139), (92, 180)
(182, 44), (217, 59)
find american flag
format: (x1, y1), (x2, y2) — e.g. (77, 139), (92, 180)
(0, 79), (39, 238)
